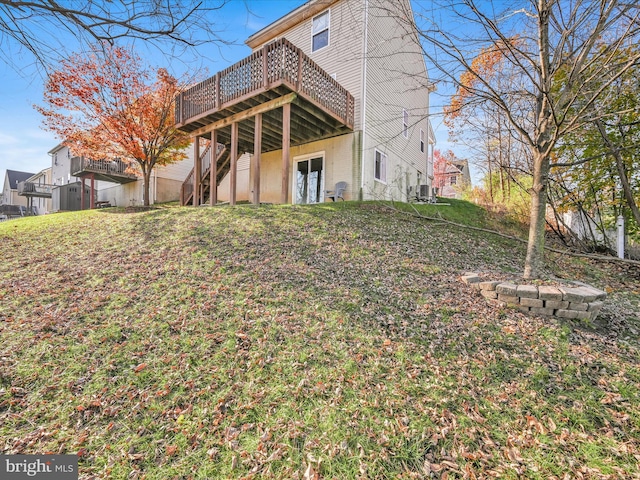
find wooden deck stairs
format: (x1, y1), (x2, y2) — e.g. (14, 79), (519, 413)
(181, 142), (229, 206)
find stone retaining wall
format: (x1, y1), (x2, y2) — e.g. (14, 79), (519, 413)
(461, 273), (607, 321)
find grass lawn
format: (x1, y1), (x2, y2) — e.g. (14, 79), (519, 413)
(1, 201), (638, 479)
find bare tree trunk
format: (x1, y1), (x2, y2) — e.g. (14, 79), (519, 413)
(487, 134), (494, 203)
(497, 121), (506, 201)
(144, 172), (152, 206)
(523, 1), (553, 279)
(524, 150), (551, 279)
(141, 163), (152, 207)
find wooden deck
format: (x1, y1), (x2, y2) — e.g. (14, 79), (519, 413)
(17, 181), (53, 198)
(175, 38), (355, 152)
(70, 157), (138, 184)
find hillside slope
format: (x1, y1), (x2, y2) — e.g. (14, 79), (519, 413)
(1, 202), (638, 479)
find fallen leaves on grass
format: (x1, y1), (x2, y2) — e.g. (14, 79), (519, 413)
(0, 204), (638, 479)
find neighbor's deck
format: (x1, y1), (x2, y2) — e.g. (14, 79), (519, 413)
(70, 157), (138, 184)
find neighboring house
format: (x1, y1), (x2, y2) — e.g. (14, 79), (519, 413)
(50, 144), (80, 188)
(175, 0), (435, 206)
(434, 159), (471, 199)
(47, 143), (194, 209)
(96, 151), (196, 207)
(1, 170), (35, 208)
(17, 168), (53, 215)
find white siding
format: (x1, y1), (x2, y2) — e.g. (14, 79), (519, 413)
(237, 0), (434, 203)
(216, 153), (252, 203)
(250, 0), (365, 131)
(98, 181), (142, 207)
(1, 174), (10, 205)
(155, 149), (194, 181)
(361, 0), (432, 201)
(96, 166), (185, 206)
(50, 145), (79, 186)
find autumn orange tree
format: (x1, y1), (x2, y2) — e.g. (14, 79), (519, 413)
(37, 44), (191, 206)
(404, 0), (640, 278)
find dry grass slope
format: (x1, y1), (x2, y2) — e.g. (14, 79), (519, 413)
(0, 201), (638, 479)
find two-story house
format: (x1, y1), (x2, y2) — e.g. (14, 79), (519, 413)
(433, 158), (471, 199)
(16, 168), (53, 215)
(175, 0), (435, 206)
(1, 170), (35, 208)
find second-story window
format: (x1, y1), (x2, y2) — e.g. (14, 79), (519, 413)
(420, 128), (425, 153)
(312, 10), (329, 52)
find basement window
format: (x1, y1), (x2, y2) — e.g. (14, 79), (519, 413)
(312, 10), (330, 52)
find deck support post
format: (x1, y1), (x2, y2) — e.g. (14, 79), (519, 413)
(193, 136), (201, 206)
(210, 130), (218, 206)
(90, 173), (95, 209)
(81, 176), (86, 210)
(281, 103), (291, 204)
(230, 122), (238, 206)
(252, 113), (262, 205)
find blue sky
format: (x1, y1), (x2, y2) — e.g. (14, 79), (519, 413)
(0, 0), (456, 184)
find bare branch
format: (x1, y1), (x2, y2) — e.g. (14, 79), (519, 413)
(0, 0), (229, 70)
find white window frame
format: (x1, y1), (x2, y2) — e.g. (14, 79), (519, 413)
(420, 128), (425, 153)
(374, 149), (387, 184)
(311, 10), (330, 52)
(403, 109), (409, 138)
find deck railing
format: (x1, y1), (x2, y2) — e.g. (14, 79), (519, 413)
(70, 157), (138, 178)
(17, 181), (53, 196)
(181, 168), (195, 206)
(175, 38), (354, 129)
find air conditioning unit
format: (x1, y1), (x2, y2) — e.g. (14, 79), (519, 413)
(418, 184), (430, 201)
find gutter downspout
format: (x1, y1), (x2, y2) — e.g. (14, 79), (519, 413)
(360, 0), (369, 198)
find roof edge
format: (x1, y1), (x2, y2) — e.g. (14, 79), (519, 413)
(246, 0), (340, 49)
(47, 143), (66, 155)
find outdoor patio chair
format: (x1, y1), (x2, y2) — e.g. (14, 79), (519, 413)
(326, 181), (347, 202)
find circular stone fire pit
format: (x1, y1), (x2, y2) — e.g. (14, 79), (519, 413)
(461, 273), (607, 321)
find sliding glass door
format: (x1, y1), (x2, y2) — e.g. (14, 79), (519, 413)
(295, 156), (324, 204)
